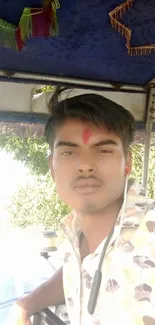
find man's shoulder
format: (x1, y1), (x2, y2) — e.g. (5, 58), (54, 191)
(145, 207), (155, 231)
(130, 206), (155, 249)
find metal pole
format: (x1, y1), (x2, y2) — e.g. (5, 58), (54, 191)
(142, 88), (155, 191)
(0, 70), (145, 93)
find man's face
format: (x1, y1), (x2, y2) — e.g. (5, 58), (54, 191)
(49, 118), (131, 215)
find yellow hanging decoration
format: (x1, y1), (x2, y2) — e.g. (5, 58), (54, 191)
(109, 0), (155, 56)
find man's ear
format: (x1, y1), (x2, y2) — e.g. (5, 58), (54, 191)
(125, 151), (132, 175)
(48, 154), (55, 181)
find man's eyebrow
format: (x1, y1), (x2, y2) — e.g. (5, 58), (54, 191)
(55, 140), (118, 148)
(55, 141), (79, 148)
(93, 140), (118, 147)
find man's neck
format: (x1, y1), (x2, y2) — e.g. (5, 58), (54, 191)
(79, 200), (122, 254)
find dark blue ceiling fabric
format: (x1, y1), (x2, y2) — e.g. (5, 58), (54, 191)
(0, 0), (154, 85)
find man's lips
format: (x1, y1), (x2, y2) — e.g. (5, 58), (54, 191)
(73, 178), (102, 193)
(73, 177), (102, 187)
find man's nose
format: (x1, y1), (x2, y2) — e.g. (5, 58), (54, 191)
(78, 163), (96, 175)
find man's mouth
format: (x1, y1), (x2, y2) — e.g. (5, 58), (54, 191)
(73, 179), (101, 194)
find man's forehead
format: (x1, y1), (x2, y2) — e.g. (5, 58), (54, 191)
(55, 119), (118, 143)
(59, 119), (109, 133)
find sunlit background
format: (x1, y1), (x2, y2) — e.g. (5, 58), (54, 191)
(0, 150), (59, 325)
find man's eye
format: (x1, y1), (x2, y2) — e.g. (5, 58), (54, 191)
(98, 149), (112, 154)
(61, 151), (75, 156)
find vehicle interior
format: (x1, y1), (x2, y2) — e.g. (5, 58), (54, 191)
(0, 0), (155, 324)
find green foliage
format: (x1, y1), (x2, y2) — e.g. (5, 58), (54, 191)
(0, 136), (49, 176)
(131, 143), (144, 182)
(8, 174), (71, 230)
(131, 143), (155, 198)
(33, 85), (54, 94)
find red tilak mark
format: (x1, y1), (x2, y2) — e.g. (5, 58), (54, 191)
(82, 128), (92, 144)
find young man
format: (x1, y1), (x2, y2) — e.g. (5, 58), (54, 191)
(14, 92), (155, 325)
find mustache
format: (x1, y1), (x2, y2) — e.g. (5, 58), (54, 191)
(71, 175), (104, 187)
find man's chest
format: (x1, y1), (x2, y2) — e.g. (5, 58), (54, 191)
(63, 246), (155, 325)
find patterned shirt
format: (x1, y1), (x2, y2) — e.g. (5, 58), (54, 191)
(61, 181), (155, 325)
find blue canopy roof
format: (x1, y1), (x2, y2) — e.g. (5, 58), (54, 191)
(0, 0), (154, 85)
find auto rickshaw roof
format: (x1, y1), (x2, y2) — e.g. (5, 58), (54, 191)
(0, 0), (154, 86)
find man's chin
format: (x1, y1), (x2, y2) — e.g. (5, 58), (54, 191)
(77, 203), (105, 215)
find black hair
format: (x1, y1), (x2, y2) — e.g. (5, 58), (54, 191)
(45, 87), (136, 153)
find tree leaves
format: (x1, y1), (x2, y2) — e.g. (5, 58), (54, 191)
(0, 136), (49, 176)
(8, 174), (71, 230)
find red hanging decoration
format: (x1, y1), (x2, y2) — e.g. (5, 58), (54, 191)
(0, 0), (60, 51)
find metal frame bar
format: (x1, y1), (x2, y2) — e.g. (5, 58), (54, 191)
(33, 308), (66, 325)
(142, 87), (155, 191)
(0, 111), (49, 124)
(1, 112), (152, 131)
(0, 70), (146, 93)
